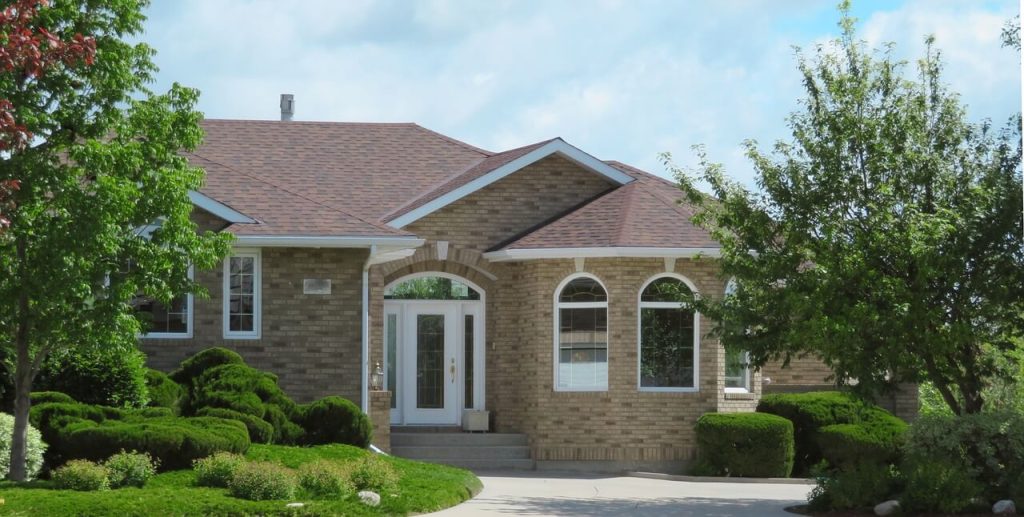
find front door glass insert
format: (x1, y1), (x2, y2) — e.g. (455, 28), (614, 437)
(416, 314), (445, 409)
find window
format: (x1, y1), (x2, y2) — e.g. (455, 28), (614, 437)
(385, 276), (480, 300)
(723, 278), (750, 392)
(638, 275), (699, 390)
(223, 250), (261, 339)
(137, 294), (192, 339)
(555, 275), (608, 391)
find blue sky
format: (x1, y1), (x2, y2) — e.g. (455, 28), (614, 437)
(141, 0), (1020, 187)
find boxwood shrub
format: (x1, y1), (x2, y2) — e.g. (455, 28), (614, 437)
(35, 344), (149, 408)
(169, 347), (245, 390)
(30, 391), (76, 405)
(298, 396), (372, 448)
(145, 369), (184, 412)
(816, 414), (907, 469)
(695, 412), (794, 478)
(197, 407), (274, 444)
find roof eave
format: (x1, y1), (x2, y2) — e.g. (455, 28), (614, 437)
(189, 190), (256, 224)
(483, 247), (722, 262)
(231, 235), (425, 250)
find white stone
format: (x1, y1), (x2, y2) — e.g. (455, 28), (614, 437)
(874, 500), (901, 516)
(285, 503), (304, 508)
(993, 500), (1017, 515)
(359, 490), (381, 507)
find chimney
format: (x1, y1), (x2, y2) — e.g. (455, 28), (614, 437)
(280, 94), (294, 121)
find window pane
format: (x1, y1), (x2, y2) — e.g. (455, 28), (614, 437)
(385, 277), (480, 300)
(558, 278), (607, 303)
(725, 347), (749, 389)
(227, 255), (256, 333)
(136, 295), (188, 334)
(464, 315), (474, 409)
(641, 277), (691, 302)
(640, 307), (695, 388)
(557, 307), (608, 389)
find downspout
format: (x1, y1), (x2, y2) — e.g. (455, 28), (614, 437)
(361, 244), (377, 414)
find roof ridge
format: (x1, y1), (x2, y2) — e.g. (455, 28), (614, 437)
(203, 118), (420, 127)
(411, 124), (493, 156)
(188, 152), (403, 236)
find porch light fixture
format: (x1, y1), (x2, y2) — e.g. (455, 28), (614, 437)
(370, 361), (384, 391)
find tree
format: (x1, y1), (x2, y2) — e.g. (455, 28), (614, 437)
(667, 4), (1023, 416)
(0, 0), (230, 480)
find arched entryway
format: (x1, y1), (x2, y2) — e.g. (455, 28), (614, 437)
(383, 273), (485, 425)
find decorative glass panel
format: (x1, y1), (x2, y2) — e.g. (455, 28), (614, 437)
(639, 307), (695, 388)
(416, 315), (445, 409)
(641, 277), (691, 302)
(386, 277), (480, 300)
(557, 307), (608, 389)
(558, 278), (607, 303)
(464, 315), (474, 409)
(386, 314), (398, 409)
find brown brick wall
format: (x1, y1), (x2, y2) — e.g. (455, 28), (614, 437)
(761, 355), (835, 389)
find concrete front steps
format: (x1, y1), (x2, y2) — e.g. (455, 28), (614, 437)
(390, 429), (534, 470)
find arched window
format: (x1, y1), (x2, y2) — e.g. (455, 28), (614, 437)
(638, 275), (698, 390)
(555, 275), (608, 391)
(385, 276), (481, 300)
(723, 278), (750, 392)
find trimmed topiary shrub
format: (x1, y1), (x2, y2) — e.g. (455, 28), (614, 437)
(298, 396), (372, 447)
(0, 412), (47, 480)
(52, 459), (110, 491)
(104, 451), (158, 488)
(350, 455), (399, 492)
(197, 407), (274, 444)
(299, 460), (354, 498)
(816, 413), (908, 469)
(228, 461), (297, 501)
(188, 362), (302, 445)
(30, 391), (75, 405)
(264, 405), (304, 445)
(169, 347), (245, 390)
(694, 412), (794, 478)
(35, 343), (149, 408)
(145, 369), (184, 412)
(193, 451), (246, 488)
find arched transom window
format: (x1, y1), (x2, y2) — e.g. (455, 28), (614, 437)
(638, 275), (699, 390)
(555, 275), (608, 391)
(385, 276), (481, 300)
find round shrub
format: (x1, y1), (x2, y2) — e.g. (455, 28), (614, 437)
(145, 369), (184, 412)
(350, 455), (399, 492)
(52, 459), (110, 491)
(30, 391), (75, 405)
(35, 343), (149, 408)
(299, 460), (354, 498)
(189, 363), (300, 444)
(264, 405), (304, 445)
(228, 461), (297, 501)
(193, 451), (246, 488)
(695, 412), (794, 478)
(104, 451), (158, 488)
(169, 347), (245, 390)
(816, 414), (908, 468)
(0, 412), (47, 480)
(197, 407), (274, 444)
(298, 396), (372, 447)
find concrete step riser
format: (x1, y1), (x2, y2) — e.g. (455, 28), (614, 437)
(412, 458), (536, 470)
(391, 433), (528, 447)
(391, 445), (531, 460)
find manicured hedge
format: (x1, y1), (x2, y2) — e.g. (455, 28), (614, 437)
(816, 414), (907, 468)
(695, 412), (794, 478)
(197, 407), (274, 444)
(297, 396), (372, 448)
(188, 362), (301, 444)
(169, 347), (246, 390)
(30, 391), (76, 405)
(145, 369), (184, 412)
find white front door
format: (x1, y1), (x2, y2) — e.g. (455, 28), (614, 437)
(402, 303), (459, 425)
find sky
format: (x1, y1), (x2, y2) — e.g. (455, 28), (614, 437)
(141, 0), (1021, 188)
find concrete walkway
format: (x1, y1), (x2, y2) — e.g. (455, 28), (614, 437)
(430, 472), (812, 516)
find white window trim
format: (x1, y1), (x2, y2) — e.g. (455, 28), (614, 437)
(723, 277), (751, 393)
(637, 273), (700, 393)
(223, 249), (262, 339)
(140, 266), (194, 340)
(553, 272), (610, 392)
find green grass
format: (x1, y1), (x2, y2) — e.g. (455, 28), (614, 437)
(0, 444), (482, 516)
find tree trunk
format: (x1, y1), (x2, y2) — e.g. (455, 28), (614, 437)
(7, 237), (31, 482)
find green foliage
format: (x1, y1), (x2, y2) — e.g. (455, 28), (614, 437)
(104, 451), (158, 488)
(188, 361), (299, 444)
(52, 460), (110, 491)
(350, 455), (399, 492)
(815, 415), (907, 469)
(0, 412), (46, 480)
(35, 343), (149, 408)
(192, 451), (246, 488)
(169, 348), (245, 391)
(298, 396), (372, 448)
(196, 407), (274, 444)
(263, 405), (305, 445)
(808, 461), (899, 512)
(227, 461), (297, 501)
(298, 460), (354, 498)
(30, 391), (75, 405)
(694, 412), (794, 478)
(670, 2), (1024, 416)
(144, 369), (184, 412)
(900, 456), (983, 514)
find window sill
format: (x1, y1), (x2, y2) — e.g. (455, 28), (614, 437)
(140, 333), (192, 340)
(724, 390), (755, 400)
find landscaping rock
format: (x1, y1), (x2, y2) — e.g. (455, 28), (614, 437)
(993, 500), (1016, 515)
(285, 503), (304, 508)
(874, 500), (901, 516)
(358, 490), (381, 507)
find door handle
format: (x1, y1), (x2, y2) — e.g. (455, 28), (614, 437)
(449, 357), (456, 384)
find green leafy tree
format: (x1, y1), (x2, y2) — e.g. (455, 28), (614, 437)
(667, 4), (1023, 416)
(0, 0), (230, 480)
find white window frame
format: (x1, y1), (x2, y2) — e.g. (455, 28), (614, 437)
(553, 272), (610, 392)
(637, 273), (700, 393)
(223, 249), (262, 339)
(140, 266), (194, 340)
(723, 277), (751, 393)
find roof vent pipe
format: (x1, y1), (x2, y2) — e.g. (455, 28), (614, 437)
(280, 94), (294, 121)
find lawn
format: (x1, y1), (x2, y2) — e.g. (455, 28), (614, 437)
(0, 444), (482, 516)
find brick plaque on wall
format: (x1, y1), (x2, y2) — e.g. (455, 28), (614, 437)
(303, 278), (331, 295)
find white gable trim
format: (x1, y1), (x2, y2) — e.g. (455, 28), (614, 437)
(483, 247), (722, 262)
(189, 191), (256, 224)
(387, 139), (634, 228)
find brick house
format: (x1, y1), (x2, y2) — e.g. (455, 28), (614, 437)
(138, 112), (915, 471)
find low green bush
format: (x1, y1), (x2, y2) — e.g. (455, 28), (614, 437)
(808, 461), (899, 512)
(695, 412), (794, 478)
(816, 414), (907, 469)
(0, 412), (47, 480)
(104, 451), (158, 488)
(30, 391), (75, 405)
(169, 347), (245, 390)
(52, 459), (110, 491)
(145, 369), (184, 412)
(350, 455), (399, 492)
(193, 451), (246, 488)
(264, 405), (304, 445)
(900, 456), (983, 514)
(298, 396), (372, 448)
(35, 344), (149, 408)
(299, 460), (353, 498)
(188, 362), (300, 444)
(228, 461), (297, 501)
(197, 407), (274, 444)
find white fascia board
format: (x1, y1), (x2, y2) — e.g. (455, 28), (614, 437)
(232, 235), (424, 249)
(189, 191), (256, 224)
(366, 248), (417, 266)
(483, 247), (722, 262)
(388, 139), (635, 228)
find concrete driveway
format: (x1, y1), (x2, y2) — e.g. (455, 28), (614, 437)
(430, 472), (812, 516)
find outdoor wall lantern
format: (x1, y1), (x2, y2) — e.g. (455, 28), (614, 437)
(370, 361), (384, 391)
